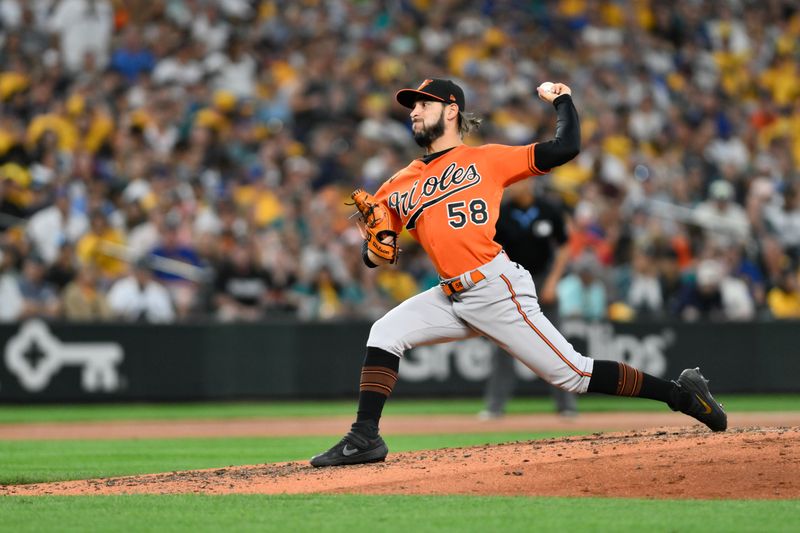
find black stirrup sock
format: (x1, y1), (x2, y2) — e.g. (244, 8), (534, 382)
(354, 347), (400, 433)
(588, 360), (676, 404)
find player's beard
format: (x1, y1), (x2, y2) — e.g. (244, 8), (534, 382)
(413, 109), (445, 149)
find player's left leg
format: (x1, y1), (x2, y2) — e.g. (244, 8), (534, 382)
(456, 263), (726, 432)
(310, 285), (479, 467)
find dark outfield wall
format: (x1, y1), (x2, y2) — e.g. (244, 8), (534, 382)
(0, 319), (798, 402)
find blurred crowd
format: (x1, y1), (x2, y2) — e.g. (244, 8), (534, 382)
(0, 0), (798, 324)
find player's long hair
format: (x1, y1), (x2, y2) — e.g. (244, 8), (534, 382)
(458, 112), (482, 136)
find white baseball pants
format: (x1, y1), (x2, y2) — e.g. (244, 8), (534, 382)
(367, 251), (594, 393)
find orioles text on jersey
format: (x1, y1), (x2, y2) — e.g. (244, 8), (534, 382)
(386, 162), (482, 230)
(374, 144), (546, 278)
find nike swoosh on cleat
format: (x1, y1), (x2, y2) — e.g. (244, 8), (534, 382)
(342, 444), (360, 456)
(695, 394), (713, 414)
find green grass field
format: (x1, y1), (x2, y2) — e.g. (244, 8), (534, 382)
(0, 393), (796, 423)
(1, 495), (798, 533)
(1, 396), (798, 532)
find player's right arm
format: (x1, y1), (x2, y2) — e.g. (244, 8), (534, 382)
(533, 84), (580, 171)
(480, 83), (580, 187)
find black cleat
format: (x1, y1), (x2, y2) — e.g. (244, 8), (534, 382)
(672, 367), (727, 432)
(310, 429), (389, 467)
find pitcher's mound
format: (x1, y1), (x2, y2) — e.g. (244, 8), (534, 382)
(3, 426), (798, 499)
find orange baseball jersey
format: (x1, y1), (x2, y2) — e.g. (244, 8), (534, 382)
(374, 143), (547, 279)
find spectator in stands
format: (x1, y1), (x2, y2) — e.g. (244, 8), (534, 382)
(17, 255), (60, 319)
(622, 247), (664, 318)
(48, 0), (113, 74)
(656, 246), (688, 315)
(375, 265), (420, 306)
(191, 2), (230, 53)
(122, 200), (156, 261)
(62, 264), (112, 321)
(26, 188), (87, 265)
(213, 239), (271, 322)
(694, 180), (750, 247)
(675, 258), (755, 321)
(745, 177), (775, 239)
(767, 268), (800, 319)
(0, 3), (46, 58)
(206, 37), (257, 99)
(0, 245), (22, 322)
(107, 259), (175, 323)
(721, 243), (767, 311)
(109, 26), (155, 83)
(567, 201), (614, 266)
(765, 183), (800, 261)
(76, 209), (127, 282)
(149, 213), (203, 319)
(152, 43), (204, 87)
(295, 265), (357, 321)
(0, 176), (28, 232)
(143, 93), (180, 159)
(345, 266), (393, 321)
(628, 95), (664, 143)
(44, 242), (77, 291)
(557, 253), (607, 321)
(299, 219), (350, 292)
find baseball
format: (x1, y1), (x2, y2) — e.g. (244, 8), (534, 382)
(539, 81), (555, 93)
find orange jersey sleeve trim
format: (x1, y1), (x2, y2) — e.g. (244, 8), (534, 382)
(528, 143), (547, 175)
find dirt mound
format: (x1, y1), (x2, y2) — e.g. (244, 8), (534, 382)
(3, 426), (797, 499)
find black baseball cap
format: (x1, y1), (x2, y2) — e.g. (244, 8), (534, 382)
(396, 79), (466, 112)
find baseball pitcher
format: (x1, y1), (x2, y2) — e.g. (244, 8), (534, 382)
(310, 78), (726, 467)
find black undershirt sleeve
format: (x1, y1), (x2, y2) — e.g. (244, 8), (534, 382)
(533, 94), (581, 171)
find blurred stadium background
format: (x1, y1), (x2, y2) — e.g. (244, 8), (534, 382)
(0, 0), (799, 403)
